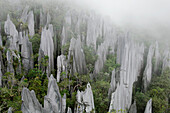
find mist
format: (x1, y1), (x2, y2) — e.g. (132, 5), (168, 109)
(73, 0), (170, 44)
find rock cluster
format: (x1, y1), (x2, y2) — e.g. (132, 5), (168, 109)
(21, 75), (66, 113)
(21, 6), (35, 37)
(68, 37), (87, 74)
(109, 36), (145, 112)
(75, 83), (95, 113)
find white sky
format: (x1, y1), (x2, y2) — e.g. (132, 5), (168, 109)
(73, 0), (170, 42)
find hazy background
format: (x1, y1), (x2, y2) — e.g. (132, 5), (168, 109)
(0, 0), (170, 45)
(73, 0), (170, 44)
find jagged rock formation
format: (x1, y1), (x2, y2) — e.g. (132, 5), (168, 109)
(57, 55), (67, 82)
(153, 42), (160, 74)
(68, 37), (87, 74)
(1, 2), (170, 113)
(27, 11), (35, 37)
(94, 26), (117, 74)
(8, 107), (12, 113)
(40, 11), (51, 26)
(108, 70), (116, 98)
(44, 74), (64, 113)
(61, 11), (72, 46)
(129, 101), (137, 113)
(19, 32), (33, 73)
(75, 83), (95, 113)
(144, 99), (152, 113)
(21, 6), (35, 37)
(4, 14), (19, 51)
(38, 25), (54, 76)
(21, 6), (29, 23)
(109, 36), (145, 112)
(86, 13), (103, 49)
(6, 51), (15, 75)
(22, 75), (66, 113)
(21, 87), (45, 113)
(162, 49), (170, 72)
(143, 45), (154, 91)
(62, 94), (66, 113)
(67, 107), (72, 113)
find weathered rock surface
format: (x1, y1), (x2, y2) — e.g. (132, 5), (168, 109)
(21, 6), (35, 37)
(8, 107), (12, 113)
(109, 36), (144, 112)
(75, 83), (95, 113)
(21, 6), (29, 23)
(61, 11), (72, 46)
(143, 45), (154, 91)
(44, 74), (64, 113)
(67, 107), (72, 113)
(153, 42), (160, 74)
(20, 32), (33, 73)
(38, 26), (54, 76)
(22, 75), (65, 113)
(162, 49), (170, 72)
(129, 101), (137, 113)
(108, 69), (116, 98)
(144, 99), (152, 113)
(4, 14), (19, 51)
(62, 94), (66, 113)
(94, 28), (117, 74)
(27, 11), (35, 37)
(68, 37), (87, 74)
(6, 50), (15, 75)
(21, 87), (45, 113)
(57, 55), (67, 82)
(86, 13), (103, 49)
(40, 11), (52, 27)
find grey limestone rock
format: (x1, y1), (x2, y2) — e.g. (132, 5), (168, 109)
(143, 45), (154, 91)
(8, 107), (12, 113)
(4, 14), (19, 51)
(109, 36), (145, 112)
(153, 42), (160, 74)
(144, 99), (152, 113)
(68, 37), (87, 74)
(21, 74), (65, 113)
(62, 94), (66, 113)
(20, 32), (34, 73)
(21, 6), (29, 23)
(162, 49), (170, 72)
(129, 101), (137, 113)
(38, 26), (54, 76)
(21, 6), (35, 37)
(108, 70), (116, 98)
(27, 11), (35, 37)
(21, 87), (45, 113)
(94, 29), (117, 74)
(61, 11), (72, 47)
(67, 107), (72, 113)
(44, 74), (63, 113)
(57, 55), (67, 82)
(75, 83), (95, 113)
